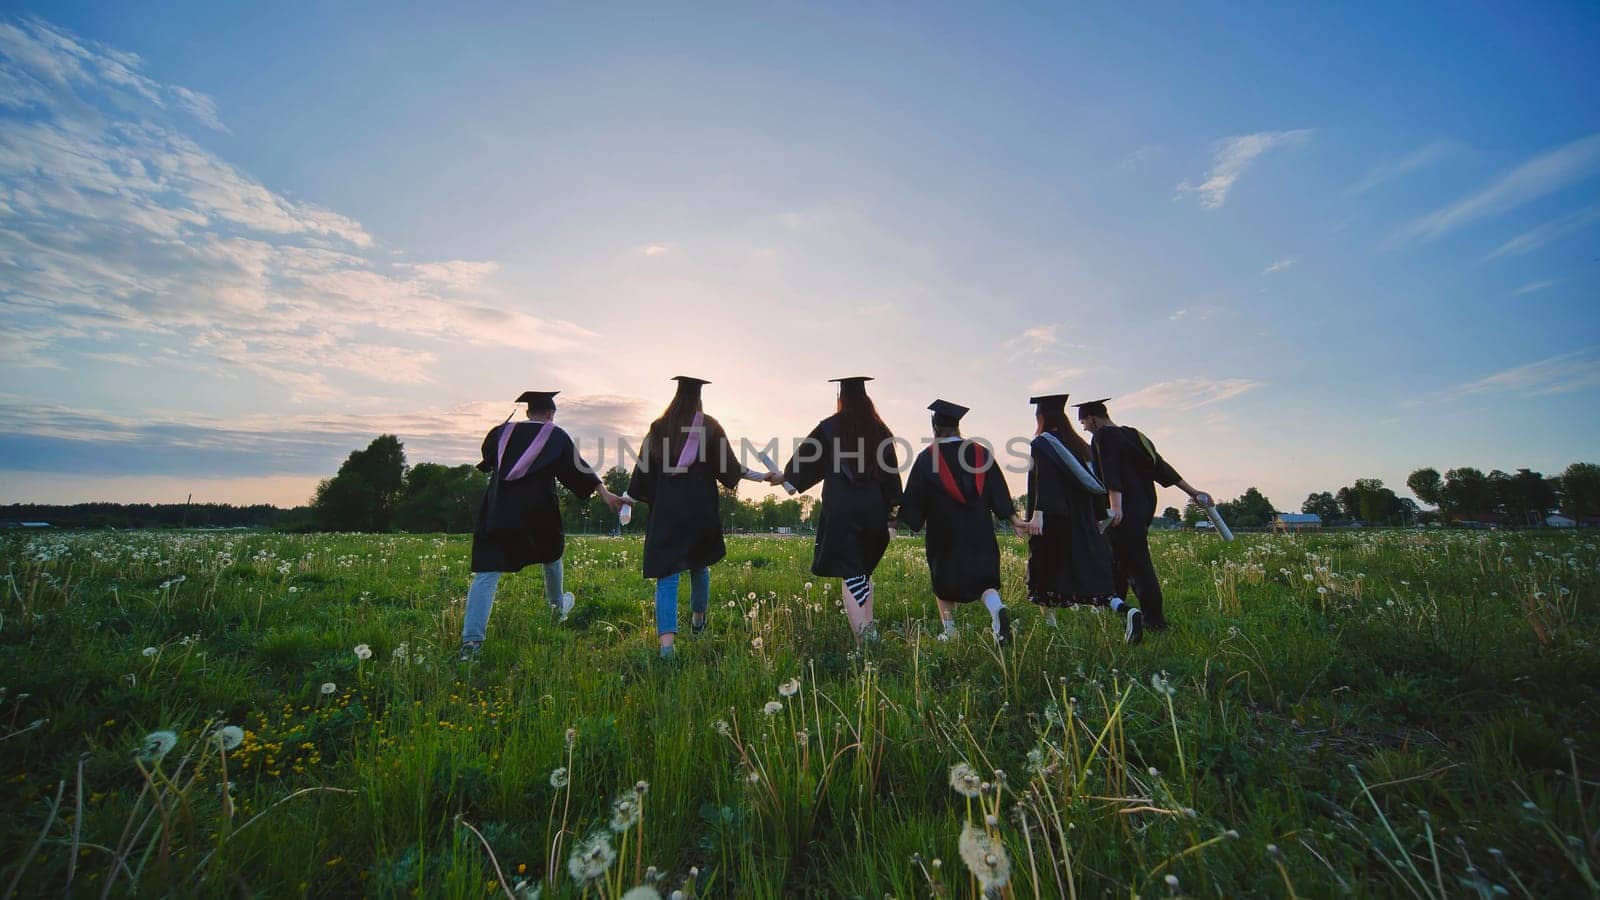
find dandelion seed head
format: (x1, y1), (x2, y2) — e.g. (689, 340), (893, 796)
(763, 700), (783, 716)
(320, 682), (336, 695)
(353, 644), (372, 660)
(778, 677), (801, 697)
(213, 725), (244, 750)
(957, 821), (1010, 889)
(549, 767), (569, 789)
(136, 729), (178, 764)
(948, 762), (981, 798)
(567, 832), (617, 883)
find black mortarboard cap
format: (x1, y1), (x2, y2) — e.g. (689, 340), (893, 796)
(1029, 393), (1069, 414)
(928, 398), (969, 427)
(829, 376), (873, 397)
(671, 375), (710, 400)
(516, 390), (559, 411)
(1072, 397), (1111, 417)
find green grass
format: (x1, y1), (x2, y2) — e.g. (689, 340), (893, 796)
(1, 529), (1596, 898)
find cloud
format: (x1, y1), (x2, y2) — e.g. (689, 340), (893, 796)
(0, 16), (594, 400)
(1175, 129), (1313, 209)
(1348, 140), (1460, 195)
(1027, 367), (1086, 393)
(1168, 306), (1222, 322)
(1514, 280), (1557, 296)
(1398, 133), (1600, 243)
(1451, 349), (1600, 397)
(0, 392), (655, 479)
(1262, 258), (1296, 275)
(1485, 205), (1600, 260)
(640, 243), (670, 256)
(1118, 378), (1261, 411)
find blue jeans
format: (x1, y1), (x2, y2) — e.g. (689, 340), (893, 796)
(462, 561), (564, 642)
(655, 567), (710, 635)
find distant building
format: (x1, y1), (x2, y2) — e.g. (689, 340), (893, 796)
(1, 521), (53, 529)
(1545, 514), (1576, 529)
(1273, 513), (1322, 532)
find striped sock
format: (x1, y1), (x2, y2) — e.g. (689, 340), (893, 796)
(843, 575), (873, 608)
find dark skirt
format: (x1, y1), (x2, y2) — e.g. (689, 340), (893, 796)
(1026, 511), (1115, 606)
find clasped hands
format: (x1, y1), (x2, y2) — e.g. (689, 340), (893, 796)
(598, 486), (626, 513)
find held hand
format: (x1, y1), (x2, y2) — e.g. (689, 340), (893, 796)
(765, 471), (786, 485)
(1111, 508), (1124, 527)
(1011, 522), (1029, 540)
(1193, 491), (1214, 508)
(887, 526), (898, 540)
(1027, 513), (1044, 536)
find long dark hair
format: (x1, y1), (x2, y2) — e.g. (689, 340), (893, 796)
(836, 390), (893, 474)
(651, 391), (705, 460)
(1040, 406), (1092, 462)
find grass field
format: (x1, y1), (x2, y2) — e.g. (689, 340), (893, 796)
(1, 529), (1596, 898)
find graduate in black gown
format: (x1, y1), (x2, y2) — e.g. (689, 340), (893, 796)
(624, 376), (769, 657)
(897, 400), (1027, 645)
(459, 391), (624, 661)
(1074, 398), (1213, 632)
(1023, 394), (1144, 643)
(769, 376), (904, 640)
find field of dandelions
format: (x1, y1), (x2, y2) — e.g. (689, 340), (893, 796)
(0, 529), (1596, 898)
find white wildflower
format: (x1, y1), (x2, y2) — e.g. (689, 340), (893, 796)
(763, 701), (783, 716)
(136, 730), (178, 764)
(957, 821), (1011, 890)
(353, 643), (372, 660)
(567, 832), (617, 883)
(948, 761), (982, 798)
(320, 682), (336, 695)
(610, 791), (642, 832)
(549, 767), (569, 789)
(142, 647), (158, 657)
(620, 888), (661, 900)
(213, 725), (244, 750)
(750, 637), (764, 651)
(778, 677), (801, 697)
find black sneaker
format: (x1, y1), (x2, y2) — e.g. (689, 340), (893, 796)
(996, 607), (1013, 646)
(456, 640), (484, 662)
(1125, 608), (1144, 645)
(691, 613), (707, 636)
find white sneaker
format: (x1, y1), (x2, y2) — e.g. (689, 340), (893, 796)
(556, 591), (575, 623)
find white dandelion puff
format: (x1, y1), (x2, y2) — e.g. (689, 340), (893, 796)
(609, 792), (642, 832)
(778, 677), (801, 697)
(353, 644), (372, 660)
(142, 647), (158, 657)
(957, 821), (1011, 890)
(763, 701), (783, 716)
(549, 767), (569, 789)
(320, 682), (337, 695)
(136, 730), (178, 764)
(213, 725), (244, 750)
(620, 888), (661, 900)
(567, 832), (617, 883)
(948, 761), (982, 798)
(750, 637), (764, 651)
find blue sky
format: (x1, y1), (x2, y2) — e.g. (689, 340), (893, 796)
(1, 2), (1597, 509)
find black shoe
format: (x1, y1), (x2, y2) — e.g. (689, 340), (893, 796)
(1125, 608), (1144, 645)
(996, 607), (1013, 646)
(691, 614), (707, 636)
(456, 640), (484, 662)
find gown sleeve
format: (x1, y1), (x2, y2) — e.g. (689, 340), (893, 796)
(1093, 431), (1127, 494)
(984, 451), (1015, 521)
(552, 430), (602, 498)
(478, 426), (500, 473)
(1138, 431), (1184, 488)
(626, 427), (661, 502)
(897, 450), (929, 532)
(878, 436), (904, 516)
(1029, 439), (1071, 516)
(707, 418), (745, 490)
(781, 422), (830, 494)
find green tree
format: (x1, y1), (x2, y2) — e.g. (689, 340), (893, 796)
(1181, 500), (1205, 526)
(1161, 506), (1181, 522)
(1336, 485), (1362, 521)
(1559, 462), (1600, 519)
(1406, 468), (1443, 509)
(1301, 491), (1340, 521)
(1443, 467), (1492, 521)
(1218, 487), (1275, 527)
(311, 435), (406, 532)
(393, 463), (485, 533)
(1353, 478), (1405, 524)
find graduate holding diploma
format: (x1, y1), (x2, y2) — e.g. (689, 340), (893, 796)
(767, 377), (904, 641)
(1021, 394), (1143, 643)
(1075, 398), (1213, 632)
(459, 391), (623, 661)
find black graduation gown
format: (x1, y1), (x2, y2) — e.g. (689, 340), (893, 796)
(627, 415), (745, 579)
(1026, 432), (1115, 605)
(470, 421), (601, 572)
(897, 440), (1015, 603)
(1090, 425), (1183, 530)
(781, 415), (905, 578)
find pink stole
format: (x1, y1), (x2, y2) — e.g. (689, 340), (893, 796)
(672, 412), (706, 470)
(496, 419), (557, 481)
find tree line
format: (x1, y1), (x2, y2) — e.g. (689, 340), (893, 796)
(308, 435), (821, 534)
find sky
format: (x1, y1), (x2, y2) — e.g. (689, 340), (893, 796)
(1, 1), (1597, 512)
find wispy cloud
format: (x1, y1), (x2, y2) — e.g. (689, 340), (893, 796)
(1485, 205), (1600, 260)
(1514, 280), (1558, 296)
(1168, 306), (1222, 322)
(1027, 367), (1086, 393)
(0, 17), (594, 400)
(1397, 133), (1600, 243)
(1451, 349), (1600, 398)
(1175, 129), (1313, 209)
(1262, 257), (1296, 275)
(0, 393), (654, 479)
(1348, 140), (1461, 195)
(640, 243), (671, 256)
(1118, 378), (1261, 410)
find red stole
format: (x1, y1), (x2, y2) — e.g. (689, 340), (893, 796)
(932, 441), (987, 505)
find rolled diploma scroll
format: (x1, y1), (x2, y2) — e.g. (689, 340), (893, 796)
(618, 493), (635, 526)
(757, 451), (797, 496)
(1203, 504), (1235, 541)
(1098, 513), (1115, 534)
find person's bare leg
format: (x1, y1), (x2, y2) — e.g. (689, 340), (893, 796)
(937, 597), (958, 637)
(842, 575), (873, 635)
